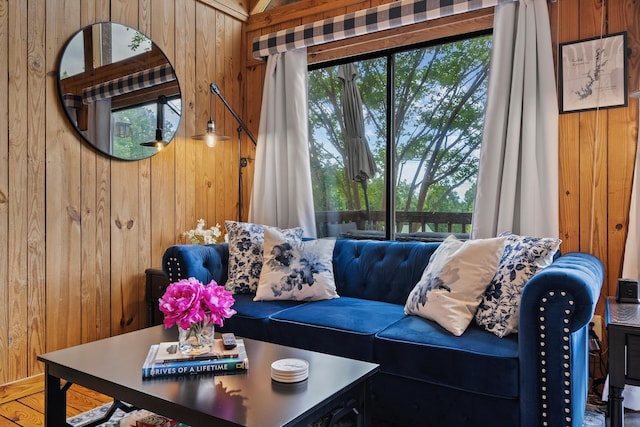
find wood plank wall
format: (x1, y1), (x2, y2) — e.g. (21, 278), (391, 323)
(244, 0), (640, 321)
(0, 0), (247, 385)
(550, 0), (640, 316)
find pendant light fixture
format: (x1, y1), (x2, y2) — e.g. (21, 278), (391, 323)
(192, 88), (230, 147)
(192, 83), (257, 220)
(141, 95), (170, 152)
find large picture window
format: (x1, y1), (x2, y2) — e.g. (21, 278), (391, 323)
(308, 32), (492, 240)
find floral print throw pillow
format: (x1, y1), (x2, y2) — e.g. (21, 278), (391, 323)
(254, 227), (338, 301)
(475, 232), (561, 337)
(404, 235), (507, 336)
(225, 221), (304, 294)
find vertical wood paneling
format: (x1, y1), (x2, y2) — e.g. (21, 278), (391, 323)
(550, 0), (640, 316)
(110, 0), (144, 335)
(79, 0), (111, 348)
(578, 107), (608, 265)
(137, 0), (153, 329)
(217, 12), (237, 223)
(195, 3), (218, 229)
(174, 0), (197, 245)
(8, 0), (29, 382)
(238, 23), (261, 211)
(78, 1), (100, 345)
(95, 0), (112, 342)
(1, 0), (247, 386)
(243, 60), (263, 208)
(555, 0), (580, 254)
(150, 0), (176, 274)
(576, 0), (609, 315)
(45, 0), (82, 354)
(26, 0), (46, 376)
(231, 17), (248, 222)
(243, 26), (263, 207)
(0, 0), (9, 385)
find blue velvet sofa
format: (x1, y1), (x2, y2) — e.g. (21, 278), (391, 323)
(162, 239), (603, 427)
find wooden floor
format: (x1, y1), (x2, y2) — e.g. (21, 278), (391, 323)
(0, 375), (111, 426)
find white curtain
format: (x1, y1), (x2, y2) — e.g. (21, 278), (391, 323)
(248, 49), (317, 237)
(86, 99), (112, 154)
(471, 0), (558, 239)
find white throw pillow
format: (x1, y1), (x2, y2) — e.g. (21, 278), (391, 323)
(475, 232), (561, 337)
(255, 228), (338, 301)
(225, 221), (303, 294)
(404, 235), (507, 336)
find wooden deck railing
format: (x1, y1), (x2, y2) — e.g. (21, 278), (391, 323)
(315, 210), (472, 240)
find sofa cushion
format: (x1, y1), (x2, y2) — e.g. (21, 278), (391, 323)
(218, 293), (307, 341)
(370, 372), (520, 427)
(255, 228), (338, 301)
(269, 297), (406, 361)
(374, 315), (520, 399)
(404, 235), (507, 336)
(333, 239), (439, 304)
(475, 233), (561, 337)
(224, 221), (303, 294)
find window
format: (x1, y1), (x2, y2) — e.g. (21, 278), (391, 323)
(308, 32), (491, 240)
(111, 96), (181, 159)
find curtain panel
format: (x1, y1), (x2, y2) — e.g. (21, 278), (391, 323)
(248, 49), (317, 237)
(471, 0), (559, 240)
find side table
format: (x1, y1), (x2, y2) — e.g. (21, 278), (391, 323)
(145, 268), (170, 326)
(606, 296), (640, 427)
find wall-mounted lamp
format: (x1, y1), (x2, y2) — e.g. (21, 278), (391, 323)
(631, 89), (640, 99)
(193, 83), (257, 221)
(141, 95), (170, 152)
(192, 89), (230, 147)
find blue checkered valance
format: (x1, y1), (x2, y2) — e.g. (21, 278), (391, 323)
(252, 0), (498, 59)
(82, 63), (176, 103)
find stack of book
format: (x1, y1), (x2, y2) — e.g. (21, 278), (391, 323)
(142, 338), (248, 379)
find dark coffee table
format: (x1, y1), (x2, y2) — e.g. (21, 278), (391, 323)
(38, 325), (379, 426)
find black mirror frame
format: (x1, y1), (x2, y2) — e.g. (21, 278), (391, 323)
(56, 21), (182, 161)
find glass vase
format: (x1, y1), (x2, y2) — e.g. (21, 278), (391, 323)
(178, 319), (214, 356)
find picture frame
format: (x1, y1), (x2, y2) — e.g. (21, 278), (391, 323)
(559, 32), (627, 114)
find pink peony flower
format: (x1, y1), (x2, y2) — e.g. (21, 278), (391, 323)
(159, 277), (235, 330)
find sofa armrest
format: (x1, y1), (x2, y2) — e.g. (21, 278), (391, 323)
(518, 252), (604, 427)
(162, 243), (229, 285)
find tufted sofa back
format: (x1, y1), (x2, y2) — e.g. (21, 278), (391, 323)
(333, 239), (438, 305)
(164, 239), (440, 306)
(164, 243), (230, 285)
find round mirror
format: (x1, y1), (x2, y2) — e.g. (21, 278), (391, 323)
(57, 22), (182, 161)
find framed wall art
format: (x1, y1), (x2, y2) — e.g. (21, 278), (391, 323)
(559, 32), (627, 113)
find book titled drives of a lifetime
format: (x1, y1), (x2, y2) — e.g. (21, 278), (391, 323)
(142, 338), (248, 379)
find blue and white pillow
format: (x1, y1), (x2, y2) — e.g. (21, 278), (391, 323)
(404, 235), (507, 336)
(475, 232), (561, 337)
(254, 227), (338, 301)
(225, 221), (304, 294)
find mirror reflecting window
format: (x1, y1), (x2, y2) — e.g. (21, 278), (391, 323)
(58, 22), (182, 161)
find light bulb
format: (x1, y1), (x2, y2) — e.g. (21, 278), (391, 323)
(206, 134), (216, 148)
(205, 120), (217, 147)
